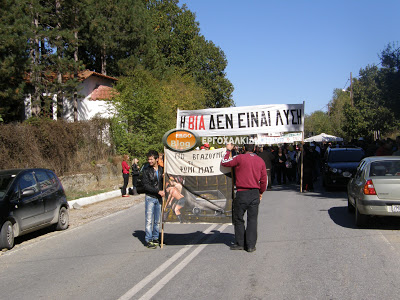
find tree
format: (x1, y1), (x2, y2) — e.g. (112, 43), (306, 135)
(327, 88), (351, 139)
(379, 43), (400, 119)
(110, 67), (207, 156)
(343, 64), (397, 139)
(0, 0), (31, 122)
(304, 111), (332, 137)
(0, 0), (234, 124)
(147, 0), (234, 107)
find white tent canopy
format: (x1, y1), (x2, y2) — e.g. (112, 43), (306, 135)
(304, 133), (343, 142)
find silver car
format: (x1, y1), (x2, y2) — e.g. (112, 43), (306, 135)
(347, 156), (400, 227)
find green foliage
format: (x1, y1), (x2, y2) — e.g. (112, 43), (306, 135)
(304, 111), (332, 137)
(326, 88), (351, 139)
(0, 0), (233, 124)
(0, 0), (31, 121)
(342, 60), (398, 139)
(110, 67), (207, 158)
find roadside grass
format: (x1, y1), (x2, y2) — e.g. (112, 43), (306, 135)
(66, 188), (116, 201)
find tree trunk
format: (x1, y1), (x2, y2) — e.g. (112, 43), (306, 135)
(31, 12), (41, 117)
(56, 0), (63, 120)
(101, 44), (107, 75)
(74, 28), (79, 122)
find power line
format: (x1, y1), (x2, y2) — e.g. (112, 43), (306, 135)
(342, 78), (349, 90)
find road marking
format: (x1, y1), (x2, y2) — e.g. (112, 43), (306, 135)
(117, 224), (228, 300)
(139, 224), (229, 300)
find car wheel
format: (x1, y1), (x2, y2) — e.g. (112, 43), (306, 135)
(0, 221), (15, 250)
(347, 195), (355, 214)
(55, 207), (69, 230)
(355, 201), (367, 227)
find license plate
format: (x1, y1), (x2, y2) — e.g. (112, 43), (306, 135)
(392, 205), (400, 212)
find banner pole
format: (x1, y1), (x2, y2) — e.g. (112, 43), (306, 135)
(300, 101), (305, 193)
(161, 147), (166, 249)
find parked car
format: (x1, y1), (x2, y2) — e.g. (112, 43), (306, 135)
(322, 147), (365, 188)
(0, 168), (69, 250)
(347, 156), (400, 226)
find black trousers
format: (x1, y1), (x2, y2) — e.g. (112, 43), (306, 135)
(122, 173), (129, 195)
(233, 189), (260, 248)
(132, 175), (139, 188)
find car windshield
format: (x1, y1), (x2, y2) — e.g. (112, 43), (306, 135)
(369, 160), (400, 176)
(329, 150), (364, 163)
(0, 175), (15, 200)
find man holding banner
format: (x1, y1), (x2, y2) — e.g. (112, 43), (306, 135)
(221, 143), (267, 253)
(142, 150), (164, 249)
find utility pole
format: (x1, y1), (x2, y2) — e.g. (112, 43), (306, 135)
(350, 72), (354, 107)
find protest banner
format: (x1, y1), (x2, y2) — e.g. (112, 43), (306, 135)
(177, 104), (304, 136)
(163, 148), (233, 224)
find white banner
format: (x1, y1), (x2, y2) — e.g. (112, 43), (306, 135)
(177, 104), (304, 136)
(256, 132), (303, 144)
(165, 148), (231, 176)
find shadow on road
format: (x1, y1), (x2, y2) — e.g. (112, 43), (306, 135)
(132, 229), (234, 247)
(328, 206), (400, 230)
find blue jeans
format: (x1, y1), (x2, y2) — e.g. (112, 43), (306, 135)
(145, 195), (161, 243)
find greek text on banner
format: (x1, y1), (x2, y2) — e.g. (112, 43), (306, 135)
(165, 148), (231, 176)
(176, 104), (304, 136)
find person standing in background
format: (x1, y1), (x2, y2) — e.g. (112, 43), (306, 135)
(131, 158), (140, 195)
(158, 153), (164, 168)
(275, 147), (287, 185)
(258, 146), (275, 190)
(121, 154), (130, 197)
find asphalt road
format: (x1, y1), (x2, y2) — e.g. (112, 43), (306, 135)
(2, 180), (400, 300)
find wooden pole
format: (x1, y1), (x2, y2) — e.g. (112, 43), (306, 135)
(350, 72), (354, 107)
(161, 147), (166, 249)
(300, 101), (305, 193)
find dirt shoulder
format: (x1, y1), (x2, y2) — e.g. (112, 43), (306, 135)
(69, 194), (145, 228)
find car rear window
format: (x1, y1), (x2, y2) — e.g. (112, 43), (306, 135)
(370, 160), (400, 176)
(329, 150), (364, 163)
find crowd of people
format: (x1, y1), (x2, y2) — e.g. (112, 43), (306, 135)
(118, 135), (399, 250)
(227, 135), (400, 192)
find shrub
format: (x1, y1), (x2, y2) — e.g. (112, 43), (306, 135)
(0, 118), (115, 175)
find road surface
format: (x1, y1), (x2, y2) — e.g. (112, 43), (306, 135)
(2, 181), (400, 299)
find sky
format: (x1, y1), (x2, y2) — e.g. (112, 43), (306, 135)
(181, 0), (400, 115)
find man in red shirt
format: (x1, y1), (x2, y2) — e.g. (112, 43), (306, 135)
(221, 143), (267, 252)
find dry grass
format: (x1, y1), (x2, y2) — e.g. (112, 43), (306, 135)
(0, 118), (117, 176)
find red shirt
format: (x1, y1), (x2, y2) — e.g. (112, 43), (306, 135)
(221, 150), (267, 194)
(122, 161), (130, 174)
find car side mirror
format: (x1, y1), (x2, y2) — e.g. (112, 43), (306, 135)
(22, 188), (35, 197)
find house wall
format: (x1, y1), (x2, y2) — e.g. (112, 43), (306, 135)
(63, 76), (116, 121)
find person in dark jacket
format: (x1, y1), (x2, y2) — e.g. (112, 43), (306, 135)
(131, 158), (140, 195)
(142, 150), (164, 249)
(275, 147), (287, 185)
(302, 144), (315, 192)
(258, 146), (275, 190)
(221, 143), (267, 253)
